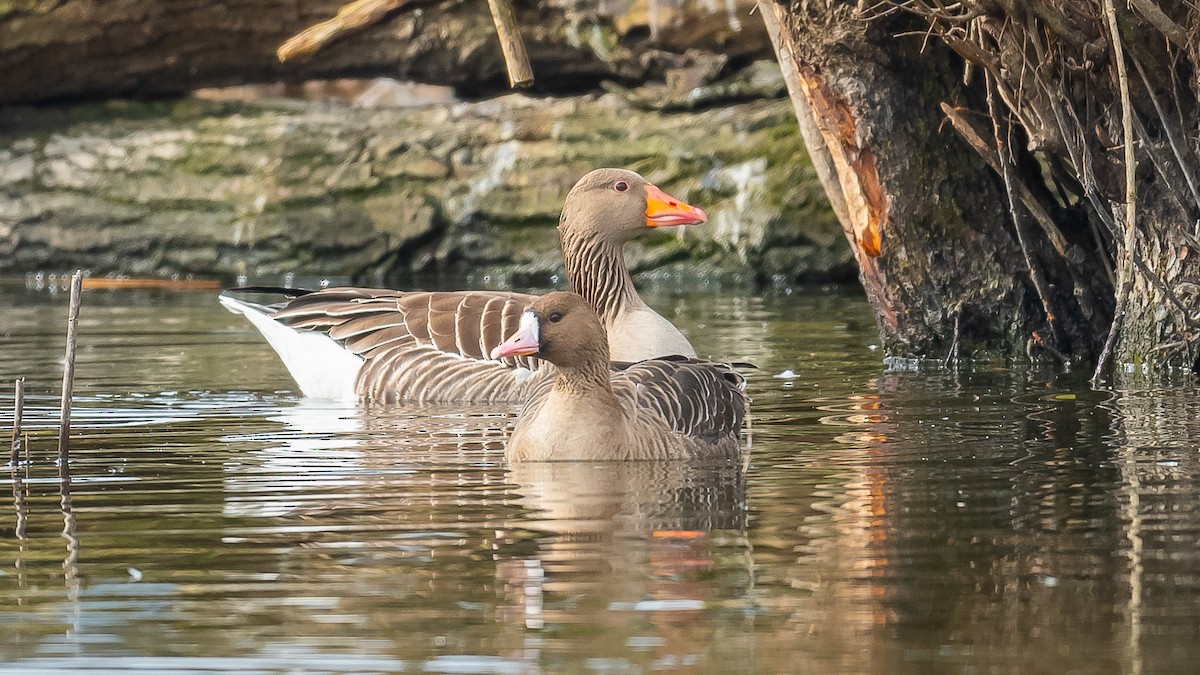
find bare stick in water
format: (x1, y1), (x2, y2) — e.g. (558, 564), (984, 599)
(10, 377), (26, 541)
(58, 271), (83, 471)
(486, 0), (533, 88)
(10, 378), (23, 468)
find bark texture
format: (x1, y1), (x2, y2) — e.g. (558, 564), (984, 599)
(770, 0), (1200, 372)
(764, 1), (1099, 362)
(0, 0), (768, 104)
(0, 74), (846, 284)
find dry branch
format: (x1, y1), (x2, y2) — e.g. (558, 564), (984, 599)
(1127, 0), (1189, 44)
(1130, 56), (1200, 214)
(891, 0), (1199, 370)
(278, 0), (421, 62)
(940, 103), (1072, 261)
(1093, 0), (1140, 385)
(279, 0), (535, 88)
(486, 0), (534, 87)
(984, 73), (1064, 351)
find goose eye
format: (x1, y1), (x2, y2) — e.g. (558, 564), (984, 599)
(613, 181), (629, 193)
(547, 311), (563, 323)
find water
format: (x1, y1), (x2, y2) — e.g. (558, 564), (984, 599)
(1, 280), (1199, 673)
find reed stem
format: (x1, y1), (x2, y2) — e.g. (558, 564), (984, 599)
(10, 378), (23, 468)
(57, 271), (83, 472)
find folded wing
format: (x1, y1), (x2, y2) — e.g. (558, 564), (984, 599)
(230, 288), (552, 403)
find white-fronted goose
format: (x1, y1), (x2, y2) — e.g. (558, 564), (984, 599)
(491, 292), (747, 462)
(220, 168), (707, 403)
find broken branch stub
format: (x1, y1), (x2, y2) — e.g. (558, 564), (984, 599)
(278, 0), (535, 89)
(486, 0), (534, 88)
(278, 0), (418, 63)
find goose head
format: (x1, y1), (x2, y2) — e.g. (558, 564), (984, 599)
(558, 168), (707, 243)
(490, 291), (608, 368)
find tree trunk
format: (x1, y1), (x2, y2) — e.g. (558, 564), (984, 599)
(0, 0), (769, 104)
(766, 0), (1200, 373)
(761, 1), (1110, 363)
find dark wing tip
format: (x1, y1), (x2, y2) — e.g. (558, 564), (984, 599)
(222, 285), (317, 298)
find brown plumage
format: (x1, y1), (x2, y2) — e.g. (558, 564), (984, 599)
(270, 288), (543, 403)
(491, 292), (747, 462)
(221, 168), (707, 403)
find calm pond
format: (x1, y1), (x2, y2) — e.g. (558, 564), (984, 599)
(1, 277), (1198, 673)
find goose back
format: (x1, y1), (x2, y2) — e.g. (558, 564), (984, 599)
(614, 356), (746, 447)
(509, 356), (747, 462)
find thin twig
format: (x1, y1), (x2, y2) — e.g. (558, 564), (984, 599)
(943, 309), (961, 367)
(1126, 0), (1189, 44)
(1112, 0), (1138, 321)
(57, 271), (83, 470)
(940, 103), (1073, 261)
(1148, 333), (1200, 353)
(943, 102), (1112, 344)
(1025, 20), (1118, 238)
(1133, 115), (1190, 216)
(1130, 55), (1200, 214)
(1092, 0), (1139, 386)
(1088, 215), (1116, 286)
(10, 378), (23, 469)
(984, 72), (1064, 354)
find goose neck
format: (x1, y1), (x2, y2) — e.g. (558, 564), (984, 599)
(562, 233), (643, 321)
(552, 357), (615, 399)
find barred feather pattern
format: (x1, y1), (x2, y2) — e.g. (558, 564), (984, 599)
(270, 288), (552, 403)
(561, 229), (638, 322)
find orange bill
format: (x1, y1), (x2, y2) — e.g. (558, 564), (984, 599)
(644, 184), (707, 227)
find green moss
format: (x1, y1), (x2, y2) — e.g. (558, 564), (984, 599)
(3, 88), (849, 282)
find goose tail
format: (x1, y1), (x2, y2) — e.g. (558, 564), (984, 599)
(219, 294), (363, 402)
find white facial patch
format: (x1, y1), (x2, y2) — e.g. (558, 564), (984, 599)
(519, 310), (540, 343)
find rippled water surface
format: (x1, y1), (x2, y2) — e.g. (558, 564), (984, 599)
(2, 279), (1199, 673)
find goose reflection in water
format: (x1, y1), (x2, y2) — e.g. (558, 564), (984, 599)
(218, 401), (753, 667)
(498, 462), (748, 632)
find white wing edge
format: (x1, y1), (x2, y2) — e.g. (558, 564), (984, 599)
(219, 295), (364, 402)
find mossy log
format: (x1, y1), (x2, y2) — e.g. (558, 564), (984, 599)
(0, 80), (847, 284)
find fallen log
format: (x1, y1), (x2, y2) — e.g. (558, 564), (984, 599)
(0, 0), (768, 104)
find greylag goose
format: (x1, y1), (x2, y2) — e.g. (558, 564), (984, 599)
(491, 292), (747, 462)
(220, 168), (706, 403)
